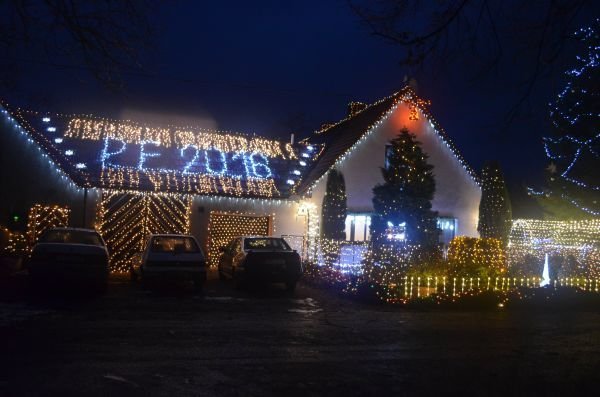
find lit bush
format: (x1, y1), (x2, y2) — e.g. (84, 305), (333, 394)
(447, 236), (506, 278)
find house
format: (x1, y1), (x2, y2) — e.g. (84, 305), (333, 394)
(0, 86), (480, 272)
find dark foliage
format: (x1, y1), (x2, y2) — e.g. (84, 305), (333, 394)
(371, 128), (439, 247)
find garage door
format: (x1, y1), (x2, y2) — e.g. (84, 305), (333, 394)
(207, 212), (271, 267)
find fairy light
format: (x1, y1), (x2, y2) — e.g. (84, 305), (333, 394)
(207, 211), (274, 268)
(304, 86), (480, 195)
(447, 236), (506, 277)
(97, 191), (191, 272)
(26, 204), (70, 246)
(1, 103), (322, 198)
(508, 219), (600, 278)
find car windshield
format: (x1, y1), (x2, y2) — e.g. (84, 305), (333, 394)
(39, 229), (104, 246)
(151, 236), (200, 253)
(243, 238), (291, 251)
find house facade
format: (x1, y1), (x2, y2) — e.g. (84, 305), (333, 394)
(0, 87), (480, 272)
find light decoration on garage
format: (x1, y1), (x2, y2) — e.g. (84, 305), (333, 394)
(207, 211), (273, 268)
(507, 219), (600, 279)
(304, 86), (480, 196)
(26, 204), (70, 246)
(97, 191), (191, 272)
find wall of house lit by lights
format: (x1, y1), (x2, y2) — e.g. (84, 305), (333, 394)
(308, 101), (481, 237)
(188, 196), (308, 259)
(0, 114), (97, 228)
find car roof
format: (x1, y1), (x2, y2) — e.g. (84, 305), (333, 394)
(149, 234), (196, 238)
(46, 227), (99, 233)
(242, 236), (280, 239)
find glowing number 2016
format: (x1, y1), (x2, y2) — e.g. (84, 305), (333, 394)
(180, 144), (200, 174)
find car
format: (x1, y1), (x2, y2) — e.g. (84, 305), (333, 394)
(130, 234), (206, 291)
(217, 236), (302, 291)
(27, 227), (109, 291)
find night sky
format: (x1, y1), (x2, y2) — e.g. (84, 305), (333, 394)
(6, 1), (599, 213)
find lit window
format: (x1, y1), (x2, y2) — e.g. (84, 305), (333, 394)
(385, 221), (406, 241)
(345, 214), (371, 242)
(384, 144), (393, 169)
(437, 217), (457, 245)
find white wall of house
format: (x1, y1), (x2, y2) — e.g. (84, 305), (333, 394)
(307, 102), (481, 238)
(189, 196), (307, 250)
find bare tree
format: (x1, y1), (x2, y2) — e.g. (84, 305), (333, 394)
(0, 0), (155, 92)
(349, 0), (597, 119)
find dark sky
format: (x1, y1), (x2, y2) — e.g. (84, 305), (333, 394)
(5, 0), (599, 211)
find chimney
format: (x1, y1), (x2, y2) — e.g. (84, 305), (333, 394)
(347, 101), (367, 118)
(290, 133), (295, 145)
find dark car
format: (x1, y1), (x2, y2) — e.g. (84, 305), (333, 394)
(28, 228), (109, 291)
(218, 236), (302, 291)
(130, 234), (206, 291)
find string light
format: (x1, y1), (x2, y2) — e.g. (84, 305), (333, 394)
(304, 86), (480, 195)
(97, 191), (191, 272)
(207, 211), (273, 268)
(508, 219), (600, 278)
(26, 204), (70, 246)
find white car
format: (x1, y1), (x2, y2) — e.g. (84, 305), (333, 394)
(130, 234), (206, 290)
(28, 227), (109, 291)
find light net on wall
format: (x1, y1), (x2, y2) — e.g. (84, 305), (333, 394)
(97, 192), (191, 272)
(27, 204), (70, 246)
(207, 212), (271, 268)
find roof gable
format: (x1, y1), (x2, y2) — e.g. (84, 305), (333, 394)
(297, 86), (479, 194)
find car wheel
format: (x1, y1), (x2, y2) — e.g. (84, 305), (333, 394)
(286, 281), (297, 293)
(96, 280), (108, 295)
(129, 267), (138, 282)
(193, 278), (204, 294)
(232, 269), (245, 290)
(141, 277), (149, 290)
(218, 265), (226, 281)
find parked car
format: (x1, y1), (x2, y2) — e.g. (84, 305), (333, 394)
(130, 234), (206, 290)
(218, 236), (302, 291)
(27, 228), (109, 291)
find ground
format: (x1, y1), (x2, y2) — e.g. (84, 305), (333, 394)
(0, 274), (599, 396)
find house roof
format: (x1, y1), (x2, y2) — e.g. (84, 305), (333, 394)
(1, 87), (477, 200)
(296, 86), (479, 194)
(0, 103), (321, 199)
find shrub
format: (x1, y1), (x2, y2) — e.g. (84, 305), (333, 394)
(447, 236), (506, 278)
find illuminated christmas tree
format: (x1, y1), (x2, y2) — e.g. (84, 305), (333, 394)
(536, 19), (599, 218)
(478, 161), (512, 246)
(371, 128), (439, 247)
(321, 169), (347, 240)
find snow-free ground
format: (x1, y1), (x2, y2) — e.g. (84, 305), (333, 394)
(0, 274), (598, 396)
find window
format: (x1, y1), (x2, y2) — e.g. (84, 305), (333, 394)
(437, 217), (457, 245)
(243, 237), (291, 251)
(40, 229), (104, 246)
(384, 144), (393, 170)
(345, 214), (371, 242)
(151, 236), (200, 253)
